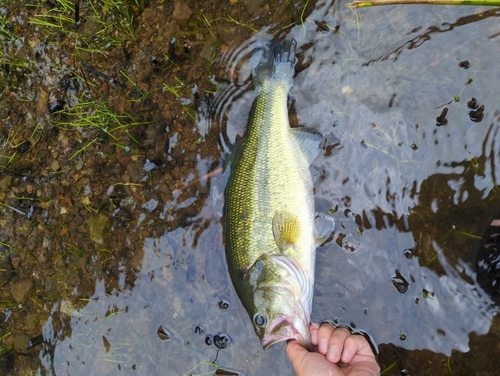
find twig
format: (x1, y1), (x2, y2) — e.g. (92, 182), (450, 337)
(348, 0), (500, 7)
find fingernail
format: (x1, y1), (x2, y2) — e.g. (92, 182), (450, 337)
(311, 329), (318, 345)
(328, 347), (339, 362)
(319, 338), (328, 354)
(341, 349), (349, 362)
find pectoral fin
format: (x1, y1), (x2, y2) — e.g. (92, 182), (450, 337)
(315, 214), (335, 246)
(290, 127), (322, 165)
(272, 211), (301, 251)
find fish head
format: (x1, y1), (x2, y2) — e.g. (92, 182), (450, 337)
(245, 255), (313, 350)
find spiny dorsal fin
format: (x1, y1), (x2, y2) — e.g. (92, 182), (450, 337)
(272, 211), (301, 251)
(290, 127), (322, 165)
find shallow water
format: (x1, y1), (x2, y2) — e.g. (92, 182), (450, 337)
(1, 1), (500, 375)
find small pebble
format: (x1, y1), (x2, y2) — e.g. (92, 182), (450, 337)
(50, 160), (60, 171)
(46, 99), (65, 113)
(75, 159), (84, 171)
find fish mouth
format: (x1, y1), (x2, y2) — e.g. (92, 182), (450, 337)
(258, 256), (313, 350)
(261, 313), (312, 350)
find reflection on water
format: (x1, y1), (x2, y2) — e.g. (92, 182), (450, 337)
(2, 0), (500, 375)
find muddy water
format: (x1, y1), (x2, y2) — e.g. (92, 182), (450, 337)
(1, 1), (500, 375)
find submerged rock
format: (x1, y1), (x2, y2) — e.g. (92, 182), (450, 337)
(88, 214), (110, 245)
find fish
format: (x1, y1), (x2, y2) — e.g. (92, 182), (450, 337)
(224, 39), (327, 350)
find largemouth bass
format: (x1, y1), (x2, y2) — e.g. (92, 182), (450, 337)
(224, 39), (324, 350)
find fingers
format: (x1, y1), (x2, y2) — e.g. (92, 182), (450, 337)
(310, 323), (320, 346)
(287, 339), (342, 376)
(314, 322), (376, 364)
(342, 333), (374, 363)
(288, 326), (380, 376)
(316, 323), (334, 355)
(319, 324), (351, 363)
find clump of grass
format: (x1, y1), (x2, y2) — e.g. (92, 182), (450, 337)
(0, 11), (35, 96)
(54, 97), (148, 159)
(0, 299), (17, 310)
(0, 121), (41, 168)
(28, 0), (151, 55)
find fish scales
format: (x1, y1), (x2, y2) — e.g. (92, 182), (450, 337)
(226, 79), (314, 274)
(225, 39), (321, 350)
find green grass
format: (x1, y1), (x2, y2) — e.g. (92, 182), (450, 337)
(163, 79), (196, 120)
(0, 240), (20, 252)
(27, 0), (150, 55)
(0, 154), (16, 169)
(182, 360), (218, 376)
(0, 299), (17, 310)
(54, 96), (148, 159)
(0, 121), (40, 168)
(380, 360), (398, 374)
(0, 344), (14, 354)
(64, 243), (86, 258)
(0, 8), (34, 96)
(199, 13), (261, 34)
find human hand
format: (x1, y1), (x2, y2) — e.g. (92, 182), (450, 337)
(286, 322), (380, 376)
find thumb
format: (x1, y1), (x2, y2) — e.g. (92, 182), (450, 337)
(286, 340), (309, 373)
(287, 340), (342, 376)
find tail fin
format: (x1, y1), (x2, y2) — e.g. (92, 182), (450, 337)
(253, 39), (297, 88)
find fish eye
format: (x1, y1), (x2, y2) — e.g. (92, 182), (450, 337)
(253, 313), (266, 326)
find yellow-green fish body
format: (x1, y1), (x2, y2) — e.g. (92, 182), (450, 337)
(225, 39), (322, 349)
